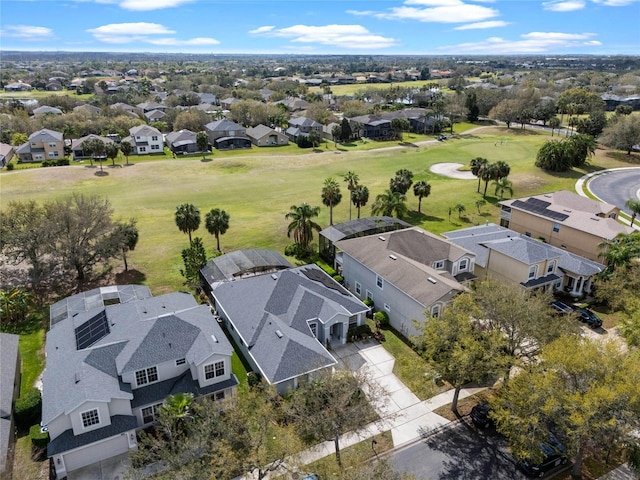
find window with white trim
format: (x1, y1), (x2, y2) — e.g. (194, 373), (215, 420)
(205, 361), (225, 380)
(176, 358), (186, 366)
(141, 403), (163, 424)
(366, 290), (373, 301)
(151, 136), (158, 141)
(135, 366), (158, 386)
(384, 303), (391, 312)
(431, 304), (441, 318)
(151, 145), (160, 150)
(139, 146), (146, 153)
(547, 260), (556, 275)
(528, 265), (538, 280)
(459, 259), (468, 271)
(309, 322), (318, 338)
(376, 275), (383, 289)
(434, 260), (444, 270)
(214, 391), (225, 401)
(81, 409), (100, 428)
(355, 282), (361, 296)
(552, 222), (560, 233)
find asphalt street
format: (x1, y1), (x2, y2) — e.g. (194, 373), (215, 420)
(388, 421), (529, 480)
(588, 168), (640, 216)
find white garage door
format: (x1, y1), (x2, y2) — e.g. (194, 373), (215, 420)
(63, 433), (130, 472)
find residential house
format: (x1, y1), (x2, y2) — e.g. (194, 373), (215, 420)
(136, 102), (166, 114)
(443, 224), (605, 296)
(165, 129), (201, 154)
(0, 333), (20, 479)
(335, 227), (475, 338)
(285, 117), (323, 143)
(202, 251), (368, 394)
(0, 143), (15, 168)
(71, 134), (115, 160)
(15, 129), (64, 163)
(110, 103), (139, 117)
(348, 115), (394, 141)
(122, 125), (163, 155)
(319, 216), (412, 265)
(220, 97), (239, 110)
(197, 92), (218, 105)
(322, 122), (341, 142)
(499, 191), (634, 262)
(246, 124), (289, 147)
(204, 119), (251, 150)
(45, 80), (63, 91)
(32, 105), (63, 117)
(277, 97), (311, 112)
(143, 109), (166, 123)
(4, 81), (31, 92)
(42, 286), (238, 478)
(73, 104), (102, 116)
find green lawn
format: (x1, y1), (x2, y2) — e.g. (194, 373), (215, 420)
(18, 329), (46, 391)
(2, 126), (634, 295)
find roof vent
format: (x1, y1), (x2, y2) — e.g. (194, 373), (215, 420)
(275, 330), (283, 338)
(271, 273), (278, 280)
(590, 217), (600, 222)
(389, 254), (397, 260)
(428, 277), (437, 284)
(378, 236), (386, 241)
(211, 334), (218, 343)
(74, 372), (81, 384)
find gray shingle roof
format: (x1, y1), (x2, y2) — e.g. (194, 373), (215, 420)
(0, 333), (19, 474)
(47, 415), (138, 456)
(43, 289), (233, 426)
(205, 119), (245, 132)
(211, 264), (367, 385)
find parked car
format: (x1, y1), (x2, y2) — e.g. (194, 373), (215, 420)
(518, 441), (568, 477)
(470, 401), (494, 429)
(576, 308), (603, 328)
(550, 300), (574, 315)
(437, 134), (447, 141)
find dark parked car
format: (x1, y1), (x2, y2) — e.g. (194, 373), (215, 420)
(518, 441), (568, 477)
(550, 301), (573, 315)
(470, 401), (494, 429)
(577, 308), (603, 328)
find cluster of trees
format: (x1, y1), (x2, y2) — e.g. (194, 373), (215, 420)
(470, 158), (512, 198)
(535, 133), (596, 172)
(129, 370), (406, 480)
(0, 195), (138, 289)
(416, 280), (640, 478)
(174, 203), (230, 288)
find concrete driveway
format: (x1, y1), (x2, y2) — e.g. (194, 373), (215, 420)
(67, 452), (131, 480)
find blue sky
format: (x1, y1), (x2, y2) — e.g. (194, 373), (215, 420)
(1, 0), (638, 55)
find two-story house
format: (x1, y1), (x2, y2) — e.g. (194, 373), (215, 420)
(0, 333), (20, 478)
(499, 191), (633, 262)
(42, 286), (238, 478)
(201, 251), (368, 394)
(123, 125), (163, 155)
(15, 129), (65, 163)
(285, 117), (323, 143)
(204, 119), (251, 150)
(335, 227), (475, 338)
(443, 224), (605, 296)
(71, 134), (115, 160)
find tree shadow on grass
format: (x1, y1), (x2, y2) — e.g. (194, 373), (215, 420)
(200, 158), (213, 162)
(604, 151), (640, 164)
(406, 211), (444, 223)
(399, 141), (419, 148)
(114, 268), (147, 285)
(95, 170), (109, 177)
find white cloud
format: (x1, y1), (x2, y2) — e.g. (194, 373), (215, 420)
(248, 26), (275, 34)
(0, 25), (54, 40)
(71, 0), (193, 10)
(592, 0), (639, 5)
(437, 31), (601, 54)
(350, 0), (499, 23)
(249, 24), (398, 49)
(454, 20), (509, 29)
(87, 22), (218, 46)
(543, 1), (586, 11)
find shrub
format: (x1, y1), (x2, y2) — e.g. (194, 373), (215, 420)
(29, 424), (49, 459)
(332, 274), (344, 284)
(15, 388), (42, 432)
(347, 324), (373, 342)
(284, 243), (315, 260)
(247, 371), (262, 388)
(6, 162), (14, 171)
(373, 310), (390, 327)
(316, 261), (336, 277)
(363, 298), (374, 308)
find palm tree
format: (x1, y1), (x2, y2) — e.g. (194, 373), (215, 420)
(470, 157), (488, 193)
(475, 199), (486, 214)
(321, 177), (342, 226)
(85, 138), (106, 173)
(549, 116), (561, 137)
(120, 140), (133, 166)
(205, 208), (230, 253)
(159, 392), (194, 441)
(105, 142), (120, 167)
(175, 203), (201, 245)
(390, 169), (414, 195)
(286, 203), (322, 251)
(493, 177), (514, 200)
(196, 131), (209, 160)
(481, 164), (497, 198)
(625, 199), (640, 227)
(351, 185), (369, 219)
(343, 171), (359, 221)
(413, 180), (431, 213)
(371, 189), (408, 219)
(598, 233), (640, 271)
(455, 203), (466, 219)
(114, 219), (139, 271)
(62, 124), (77, 157)
(493, 161), (511, 180)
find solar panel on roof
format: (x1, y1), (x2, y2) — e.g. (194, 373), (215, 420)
(526, 198), (551, 209)
(74, 310), (110, 350)
(512, 200), (569, 222)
